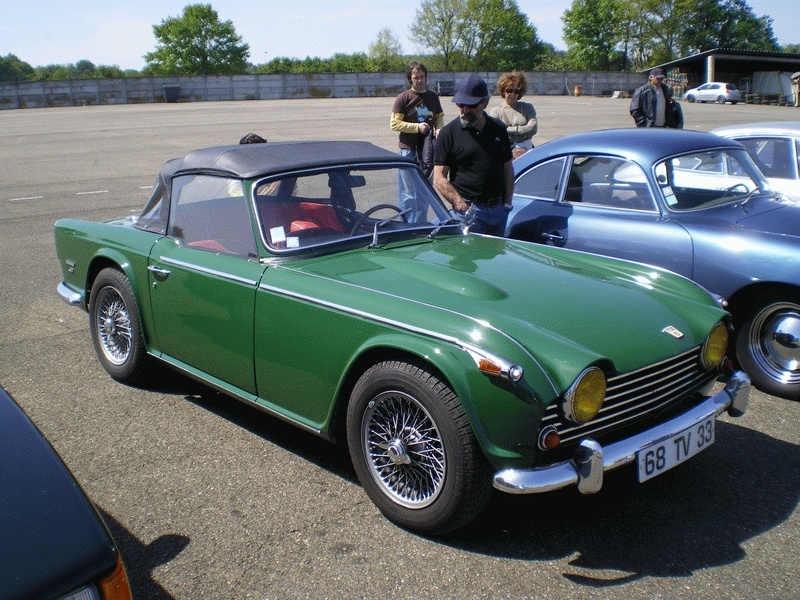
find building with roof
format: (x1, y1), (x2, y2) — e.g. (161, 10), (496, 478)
(653, 49), (800, 106)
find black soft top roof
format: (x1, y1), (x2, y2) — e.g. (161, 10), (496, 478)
(164, 140), (411, 180)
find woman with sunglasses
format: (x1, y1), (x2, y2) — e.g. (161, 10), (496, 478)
(489, 71), (538, 157)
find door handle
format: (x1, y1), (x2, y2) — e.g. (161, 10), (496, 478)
(541, 231), (564, 244)
(147, 265), (171, 277)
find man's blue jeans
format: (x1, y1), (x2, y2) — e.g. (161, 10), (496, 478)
(398, 148), (428, 223)
(464, 202), (509, 236)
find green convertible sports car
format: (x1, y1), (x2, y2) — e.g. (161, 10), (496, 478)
(54, 141), (750, 535)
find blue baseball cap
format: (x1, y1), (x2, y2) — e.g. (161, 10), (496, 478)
(452, 74), (489, 105)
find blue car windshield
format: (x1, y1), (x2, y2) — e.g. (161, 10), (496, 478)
(252, 164), (453, 252)
(655, 148), (770, 211)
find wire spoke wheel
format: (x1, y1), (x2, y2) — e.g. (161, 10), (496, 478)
(362, 390), (445, 509)
(89, 268), (149, 384)
(94, 286), (133, 365)
(347, 360), (492, 535)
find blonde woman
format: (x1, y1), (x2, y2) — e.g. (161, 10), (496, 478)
(490, 72), (537, 157)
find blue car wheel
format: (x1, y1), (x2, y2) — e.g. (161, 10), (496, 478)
(736, 296), (800, 400)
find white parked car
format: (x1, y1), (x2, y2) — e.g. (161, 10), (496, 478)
(684, 82), (740, 104)
(711, 121), (800, 201)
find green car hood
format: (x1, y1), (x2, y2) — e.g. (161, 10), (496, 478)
(275, 235), (725, 393)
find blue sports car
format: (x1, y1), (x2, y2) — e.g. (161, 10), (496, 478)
(507, 128), (800, 400)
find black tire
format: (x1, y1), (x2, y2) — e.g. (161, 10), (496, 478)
(716, 95), (727, 104)
(346, 360), (492, 535)
(735, 294), (800, 400)
(687, 95), (696, 103)
(89, 267), (149, 385)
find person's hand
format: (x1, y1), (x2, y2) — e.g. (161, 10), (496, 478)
(452, 197), (470, 213)
(512, 146), (528, 159)
(419, 122), (430, 135)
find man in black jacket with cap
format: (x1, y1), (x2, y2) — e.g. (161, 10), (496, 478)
(630, 68), (683, 128)
(433, 74), (514, 236)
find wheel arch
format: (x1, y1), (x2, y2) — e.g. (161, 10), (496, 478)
(85, 251), (137, 303)
(726, 281), (800, 332)
(85, 252), (153, 347)
(327, 329), (546, 471)
(329, 342), (464, 444)
(328, 334), (492, 448)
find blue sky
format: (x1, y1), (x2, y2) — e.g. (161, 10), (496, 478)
(1, 1), (796, 70)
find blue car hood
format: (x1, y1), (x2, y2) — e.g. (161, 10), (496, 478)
(682, 197), (800, 237)
(734, 201), (800, 236)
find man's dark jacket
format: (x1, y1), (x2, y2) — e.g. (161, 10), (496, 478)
(630, 82), (683, 128)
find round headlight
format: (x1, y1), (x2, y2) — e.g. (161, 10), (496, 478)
(562, 367), (606, 424)
(701, 322), (729, 370)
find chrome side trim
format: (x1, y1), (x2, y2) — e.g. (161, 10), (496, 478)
(260, 267), (559, 395)
(493, 371), (750, 495)
(158, 256), (259, 286)
(56, 282), (85, 308)
(259, 279), (542, 389)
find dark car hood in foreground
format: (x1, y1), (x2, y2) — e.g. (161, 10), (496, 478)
(280, 235), (725, 389)
(0, 386), (118, 600)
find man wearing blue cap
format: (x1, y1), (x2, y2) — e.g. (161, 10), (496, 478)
(433, 74), (514, 236)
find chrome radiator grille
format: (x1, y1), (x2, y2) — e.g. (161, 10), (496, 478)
(541, 346), (717, 447)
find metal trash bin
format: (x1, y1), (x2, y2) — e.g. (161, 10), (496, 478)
(163, 85), (180, 103)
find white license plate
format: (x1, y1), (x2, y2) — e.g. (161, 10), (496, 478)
(637, 416), (715, 482)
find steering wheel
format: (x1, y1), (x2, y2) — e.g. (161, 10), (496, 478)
(349, 204), (404, 235)
(724, 183), (749, 195)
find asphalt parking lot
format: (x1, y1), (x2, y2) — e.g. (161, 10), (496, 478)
(1, 95), (798, 599)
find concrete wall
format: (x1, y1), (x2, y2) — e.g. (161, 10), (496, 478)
(0, 71), (647, 110)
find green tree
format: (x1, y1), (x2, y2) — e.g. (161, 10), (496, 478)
(637, 0), (684, 65)
(563, 0), (629, 70)
(411, 0), (545, 71)
(259, 57), (295, 74)
(74, 60), (96, 78)
(409, 0), (468, 71)
(144, 4), (249, 75)
(0, 54), (36, 82)
(463, 0), (545, 71)
(35, 64), (74, 80)
(329, 52), (370, 73)
(563, 0), (780, 71)
(678, 0), (779, 54)
(33, 62), (128, 80)
(368, 28), (405, 72)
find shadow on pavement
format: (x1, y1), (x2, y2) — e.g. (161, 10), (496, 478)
(442, 420), (800, 584)
(141, 372), (799, 587)
(99, 508), (189, 599)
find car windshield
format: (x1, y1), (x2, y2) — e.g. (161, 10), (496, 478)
(654, 148), (769, 211)
(253, 164), (453, 252)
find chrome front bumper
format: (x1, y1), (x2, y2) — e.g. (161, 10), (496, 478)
(57, 281), (85, 309)
(493, 370), (751, 495)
